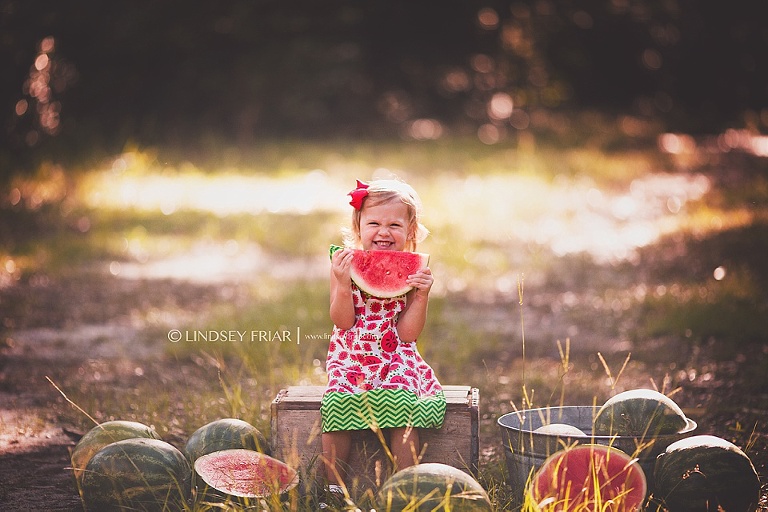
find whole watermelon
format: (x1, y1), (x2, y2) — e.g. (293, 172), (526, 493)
(81, 438), (192, 511)
(652, 435), (761, 512)
(184, 418), (269, 504)
(378, 463), (492, 511)
(183, 418), (268, 465)
(593, 389), (688, 437)
(70, 420), (162, 488)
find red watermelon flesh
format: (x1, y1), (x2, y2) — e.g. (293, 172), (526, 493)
(529, 444), (647, 512)
(349, 249), (429, 298)
(194, 449), (298, 498)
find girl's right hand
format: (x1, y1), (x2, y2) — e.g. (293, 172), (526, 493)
(331, 248), (353, 285)
(329, 248), (356, 329)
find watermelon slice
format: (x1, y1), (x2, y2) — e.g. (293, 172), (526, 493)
(330, 244), (430, 298)
(528, 444), (647, 512)
(533, 423), (587, 437)
(194, 449), (298, 498)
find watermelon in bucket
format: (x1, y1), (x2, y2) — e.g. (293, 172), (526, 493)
(498, 404), (697, 505)
(593, 389), (689, 437)
(330, 244), (429, 298)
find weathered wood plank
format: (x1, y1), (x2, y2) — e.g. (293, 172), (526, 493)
(270, 385), (479, 489)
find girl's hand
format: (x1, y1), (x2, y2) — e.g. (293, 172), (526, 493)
(406, 267), (433, 296)
(398, 267), (433, 341)
(331, 248), (353, 285)
(329, 248), (356, 330)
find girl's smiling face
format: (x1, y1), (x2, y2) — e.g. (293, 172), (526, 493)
(359, 199), (412, 251)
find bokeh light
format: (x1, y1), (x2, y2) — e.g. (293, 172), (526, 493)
(713, 266), (726, 281)
(488, 92), (514, 120)
(477, 8), (499, 30)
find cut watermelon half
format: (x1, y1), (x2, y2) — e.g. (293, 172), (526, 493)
(528, 444), (647, 512)
(330, 244), (430, 298)
(194, 449), (298, 498)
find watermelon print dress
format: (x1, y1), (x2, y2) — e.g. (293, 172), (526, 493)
(321, 283), (446, 432)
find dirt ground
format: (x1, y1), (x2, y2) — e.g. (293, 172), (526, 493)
(1, 268), (766, 511)
(2, 152), (768, 510)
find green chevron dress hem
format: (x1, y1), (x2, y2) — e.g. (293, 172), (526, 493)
(321, 389), (447, 432)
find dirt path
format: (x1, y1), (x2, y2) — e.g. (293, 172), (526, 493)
(2, 263), (767, 510)
(2, 162), (767, 510)
(0, 273), (218, 510)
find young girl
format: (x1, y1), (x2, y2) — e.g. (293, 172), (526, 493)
(321, 178), (446, 493)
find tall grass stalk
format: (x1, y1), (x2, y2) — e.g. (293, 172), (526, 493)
(46, 375), (100, 428)
(556, 338), (571, 408)
(518, 273), (534, 411)
(597, 352), (631, 391)
(51, 396), (195, 511)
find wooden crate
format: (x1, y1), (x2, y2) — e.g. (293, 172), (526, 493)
(270, 385), (479, 488)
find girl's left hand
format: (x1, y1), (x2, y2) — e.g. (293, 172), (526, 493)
(406, 267), (433, 295)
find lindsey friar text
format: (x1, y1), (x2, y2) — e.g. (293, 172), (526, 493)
(167, 329), (295, 344)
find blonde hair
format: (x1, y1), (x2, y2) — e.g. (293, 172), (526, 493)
(342, 179), (429, 252)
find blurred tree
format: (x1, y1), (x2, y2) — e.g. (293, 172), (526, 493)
(1, 0), (766, 177)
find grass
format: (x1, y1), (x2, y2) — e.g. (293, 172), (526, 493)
(520, 444), (647, 512)
(51, 335), (670, 511)
(3, 135), (768, 510)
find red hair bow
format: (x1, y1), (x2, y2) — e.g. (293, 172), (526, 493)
(348, 180), (369, 210)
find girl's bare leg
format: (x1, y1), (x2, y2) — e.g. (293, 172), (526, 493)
(389, 426), (419, 471)
(322, 430), (352, 485)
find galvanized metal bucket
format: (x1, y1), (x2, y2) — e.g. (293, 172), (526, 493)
(498, 405), (697, 506)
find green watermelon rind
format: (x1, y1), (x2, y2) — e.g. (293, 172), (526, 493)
(80, 438), (191, 511)
(593, 389), (689, 438)
(183, 418), (268, 466)
(652, 435), (761, 512)
(378, 462), (492, 512)
(529, 444), (647, 511)
(71, 420), (163, 487)
(329, 244), (343, 259)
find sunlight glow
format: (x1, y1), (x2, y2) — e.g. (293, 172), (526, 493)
(658, 133), (695, 154)
(430, 172), (711, 263)
(73, 154), (728, 282)
(83, 168), (344, 215)
(667, 128), (768, 158)
(111, 241), (328, 284)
